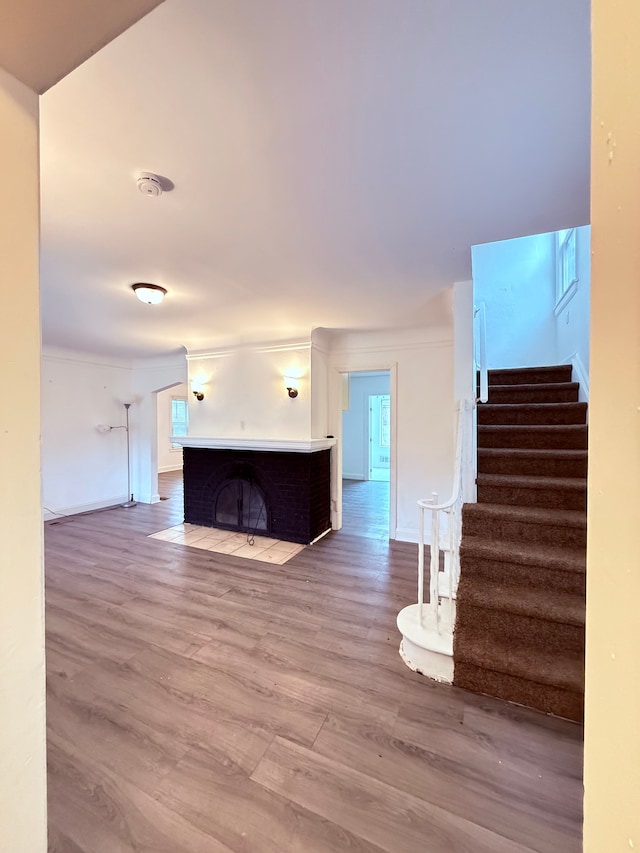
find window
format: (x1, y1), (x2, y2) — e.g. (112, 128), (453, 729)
(555, 228), (579, 315)
(171, 397), (188, 448)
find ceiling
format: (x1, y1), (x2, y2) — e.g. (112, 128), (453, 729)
(0, 0), (164, 93)
(37, 0), (591, 359)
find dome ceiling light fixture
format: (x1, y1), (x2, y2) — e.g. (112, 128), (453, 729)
(131, 282), (167, 304)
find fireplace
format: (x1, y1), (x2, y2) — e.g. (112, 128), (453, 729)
(180, 438), (335, 545)
(214, 477), (269, 533)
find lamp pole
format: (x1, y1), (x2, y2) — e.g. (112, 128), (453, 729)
(121, 402), (137, 508)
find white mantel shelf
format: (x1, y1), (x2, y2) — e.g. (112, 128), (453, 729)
(172, 436), (336, 453)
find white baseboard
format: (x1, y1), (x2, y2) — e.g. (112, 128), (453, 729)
(394, 527), (420, 544)
(572, 353), (589, 403)
(138, 493), (161, 505)
(43, 495), (127, 521)
(393, 527), (451, 549)
(565, 352), (589, 403)
(158, 463), (183, 473)
(342, 473), (365, 481)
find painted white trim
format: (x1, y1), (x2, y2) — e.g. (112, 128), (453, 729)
(158, 463), (183, 473)
(41, 346), (133, 370)
(310, 527), (332, 545)
(565, 351), (590, 403)
(394, 527), (452, 549)
(331, 337), (453, 356)
(172, 436), (336, 452)
(43, 495), (127, 521)
(187, 339), (312, 360)
(137, 492), (161, 505)
(342, 473), (366, 481)
(394, 526), (419, 544)
(554, 279), (579, 316)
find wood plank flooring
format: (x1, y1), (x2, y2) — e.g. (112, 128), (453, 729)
(46, 472), (583, 852)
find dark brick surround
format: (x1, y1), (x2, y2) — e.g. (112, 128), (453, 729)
(183, 447), (331, 544)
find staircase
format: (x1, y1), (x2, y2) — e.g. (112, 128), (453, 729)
(453, 365), (586, 722)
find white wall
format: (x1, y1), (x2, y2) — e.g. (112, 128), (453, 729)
(453, 280), (477, 502)
(328, 327), (454, 542)
(472, 231), (558, 369)
(585, 2), (640, 848)
(131, 354), (188, 504)
(342, 372), (390, 479)
(41, 350), (188, 513)
(41, 349), (134, 517)
(556, 225), (591, 397)
(187, 342), (313, 439)
(157, 383), (187, 472)
(0, 66), (47, 853)
(310, 329), (331, 439)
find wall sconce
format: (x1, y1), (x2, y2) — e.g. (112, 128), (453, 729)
(284, 375), (299, 398)
(191, 380), (205, 401)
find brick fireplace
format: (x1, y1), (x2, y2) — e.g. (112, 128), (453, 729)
(180, 438), (335, 545)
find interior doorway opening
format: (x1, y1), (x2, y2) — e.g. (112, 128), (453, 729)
(341, 370), (391, 538)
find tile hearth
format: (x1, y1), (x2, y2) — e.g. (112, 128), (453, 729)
(148, 523), (304, 564)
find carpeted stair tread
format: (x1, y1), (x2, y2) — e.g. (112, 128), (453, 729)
(478, 423), (588, 450)
(476, 473), (587, 510)
(487, 383), (579, 404)
(476, 473), (587, 492)
(457, 576), (585, 627)
(478, 447), (588, 478)
(477, 402), (588, 426)
(457, 362), (587, 719)
(487, 365), (573, 385)
(463, 501), (586, 530)
(460, 534), (586, 574)
(454, 631), (584, 694)
(453, 662), (583, 721)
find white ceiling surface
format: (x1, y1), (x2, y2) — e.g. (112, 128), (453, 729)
(0, 0), (164, 93)
(40, 0), (591, 359)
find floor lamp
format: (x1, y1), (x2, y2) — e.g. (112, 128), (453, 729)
(97, 402), (136, 508)
(121, 402), (136, 508)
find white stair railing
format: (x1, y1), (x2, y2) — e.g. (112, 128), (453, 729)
(415, 399), (470, 634)
(397, 399), (473, 682)
(474, 302), (488, 403)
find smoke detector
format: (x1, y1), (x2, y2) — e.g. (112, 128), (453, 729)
(137, 172), (163, 197)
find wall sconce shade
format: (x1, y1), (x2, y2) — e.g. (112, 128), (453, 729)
(132, 283), (167, 304)
(284, 375), (299, 398)
(191, 380), (205, 401)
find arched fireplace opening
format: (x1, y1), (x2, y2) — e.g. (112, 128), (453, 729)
(214, 477), (269, 534)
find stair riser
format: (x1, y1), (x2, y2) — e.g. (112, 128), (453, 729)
(477, 451), (588, 478)
(459, 554), (586, 595)
(478, 426), (588, 451)
(453, 661), (583, 722)
(462, 514), (586, 549)
(477, 484), (587, 512)
(455, 605), (585, 654)
(486, 367), (574, 386)
(488, 387), (579, 404)
(477, 403), (587, 426)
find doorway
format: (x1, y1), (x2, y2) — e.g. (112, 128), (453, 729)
(368, 394), (391, 482)
(341, 371), (391, 537)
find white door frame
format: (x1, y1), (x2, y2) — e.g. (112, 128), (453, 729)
(329, 363), (398, 538)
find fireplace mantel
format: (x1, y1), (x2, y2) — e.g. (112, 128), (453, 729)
(172, 436), (336, 453)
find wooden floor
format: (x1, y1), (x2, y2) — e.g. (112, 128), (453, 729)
(45, 472), (583, 852)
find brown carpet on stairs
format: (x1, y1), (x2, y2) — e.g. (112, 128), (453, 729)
(453, 364), (586, 722)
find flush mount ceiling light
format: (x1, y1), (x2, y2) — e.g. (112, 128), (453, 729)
(131, 283), (167, 304)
